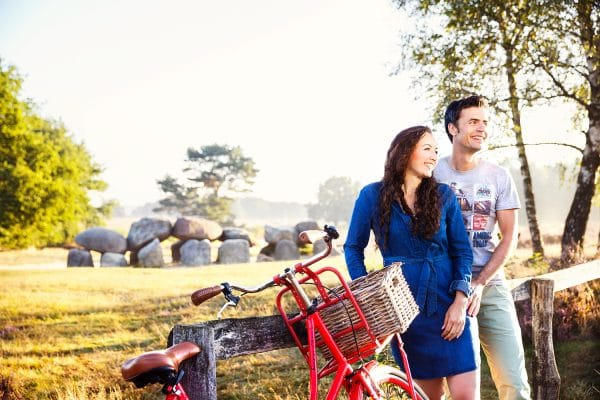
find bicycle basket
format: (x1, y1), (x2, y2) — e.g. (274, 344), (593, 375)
(316, 262), (419, 361)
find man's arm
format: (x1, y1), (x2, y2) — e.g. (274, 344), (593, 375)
(467, 208), (518, 316)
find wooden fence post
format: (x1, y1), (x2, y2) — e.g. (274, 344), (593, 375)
(531, 278), (560, 400)
(171, 324), (217, 400)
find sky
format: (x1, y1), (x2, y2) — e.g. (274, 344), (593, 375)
(0, 0), (582, 209)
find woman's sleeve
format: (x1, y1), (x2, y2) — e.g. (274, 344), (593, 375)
(343, 186), (375, 280)
(444, 187), (473, 296)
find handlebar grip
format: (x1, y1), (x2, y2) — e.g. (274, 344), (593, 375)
(298, 230), (327, 244)
(191, 285), (224, 306)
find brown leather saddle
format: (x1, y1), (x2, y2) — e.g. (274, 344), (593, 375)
(121, 341), (201, 389)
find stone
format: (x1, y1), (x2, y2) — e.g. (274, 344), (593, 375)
(273, 239), (300, 261)
(100, 252), (128, 267)
(171, 217), (223, 241)
(180, 239), (211, 266)
(137, 238), (165, 268)
(67, 248), (94, 267)
(264, 225), (295, 245)
(217, 239), (250, 264)
(127, 218), (172, 251)
(75, 227), (127, 253)
(219, 227), (255, 246)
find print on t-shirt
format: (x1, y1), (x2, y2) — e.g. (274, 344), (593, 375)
(472, 184), (494, 247)
(449, 182), (495, 248)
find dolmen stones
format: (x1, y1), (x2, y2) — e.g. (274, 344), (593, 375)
(259, 221), (322, 261)
(68, 217), (335, 268)
(68, 227), (127, 267)
(127, 218), (173, 268)
(171, 217), (223, 267)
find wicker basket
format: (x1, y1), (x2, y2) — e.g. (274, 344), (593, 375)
(316, 262), (419, 361)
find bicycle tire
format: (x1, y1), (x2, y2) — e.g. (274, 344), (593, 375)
(349, 364), (429, 400)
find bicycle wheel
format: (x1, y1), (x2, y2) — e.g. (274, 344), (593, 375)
(349, 364), (429, 400)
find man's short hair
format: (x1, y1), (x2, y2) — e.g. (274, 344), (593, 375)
(444, 95), (488, 142)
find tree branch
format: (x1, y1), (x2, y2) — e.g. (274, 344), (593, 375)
(537, 62), (589, 107)
(489, 142), (584, 154)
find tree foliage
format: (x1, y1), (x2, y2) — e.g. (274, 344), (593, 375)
(393, 0), (600, 263)
(307, 176), (361, 225)
(0, 61), (111, 249)
(393, 0), (546, 255)
(155, 144), (257, 223)
(523, 0), (600, 264)
(185, 144), (257, 196)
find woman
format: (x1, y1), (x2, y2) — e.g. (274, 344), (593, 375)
(344, 126), (479, 399)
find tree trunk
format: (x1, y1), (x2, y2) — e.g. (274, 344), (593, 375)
(561, 130), (600, 266)
(577, 0), (600, 155)
(597, 228), (600, 258)
(561, 5), (600, 265)
(504, 50), (545, 256)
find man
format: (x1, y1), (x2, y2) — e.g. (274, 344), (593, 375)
(434, 95), (531, 399)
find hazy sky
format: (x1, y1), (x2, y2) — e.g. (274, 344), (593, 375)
(0, 0), (580, 207)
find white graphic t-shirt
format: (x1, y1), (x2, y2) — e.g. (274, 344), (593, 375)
(434, 157), (521, 285)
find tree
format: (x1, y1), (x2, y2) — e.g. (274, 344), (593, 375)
(394, 0), (546, 256)
(0, 61), (111, 249)
(396, 0), (600, 265)
(155, 175), (202, 216)
(185, 144), (258, 197)
(307, 176), (361, 226)
(524, 0), (599, 264)
(155, 144), (258, 223)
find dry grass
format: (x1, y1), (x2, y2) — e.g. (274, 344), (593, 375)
(0, 223), (598, 400)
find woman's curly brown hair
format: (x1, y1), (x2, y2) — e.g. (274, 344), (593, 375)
(379, 126), (441, 247)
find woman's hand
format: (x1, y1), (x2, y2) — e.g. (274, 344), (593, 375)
(441, 291), (468, 340)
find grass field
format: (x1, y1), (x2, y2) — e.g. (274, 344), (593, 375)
(1, 244), (599, 399)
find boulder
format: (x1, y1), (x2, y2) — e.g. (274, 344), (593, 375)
(180, 239), (211, 266)
(273, 239), (300, 261)
(75, 227), (127, 254)
(100, 252), (128, 267)
(264, 225), (295, 245)
(219, 227), (255, 246)
(137, 238), (165, 268)
(127, 218), (172, 251)
(67, 248), (94, 267)
(217, 239), (250, 264)
(171, 217), (223, 241)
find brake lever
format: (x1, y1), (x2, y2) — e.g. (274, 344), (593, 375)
(217, 283), (240, 319)
(217, 301), (237, 319)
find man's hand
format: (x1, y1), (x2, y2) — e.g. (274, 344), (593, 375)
(467, 282), (484, 317)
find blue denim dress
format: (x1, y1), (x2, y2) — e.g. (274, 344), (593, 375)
(344, 182), (479, 379)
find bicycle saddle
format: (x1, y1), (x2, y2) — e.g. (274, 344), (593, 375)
(121, 341), (201, 388)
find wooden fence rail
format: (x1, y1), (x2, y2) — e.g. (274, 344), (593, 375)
(170, 260), (599, 400)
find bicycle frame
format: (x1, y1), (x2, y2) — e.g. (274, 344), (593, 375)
(274, 254), (419, 399)
(164, 383), (189, 400)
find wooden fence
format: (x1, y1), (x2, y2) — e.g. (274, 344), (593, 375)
(170, 260), (599, 400)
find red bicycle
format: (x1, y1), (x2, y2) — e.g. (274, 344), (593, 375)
(122, 225), (428, 399)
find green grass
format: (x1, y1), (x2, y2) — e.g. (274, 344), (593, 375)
(1, 258), (598, 399)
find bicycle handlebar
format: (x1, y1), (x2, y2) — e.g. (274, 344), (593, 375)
(190, 225), (339, 311)
(298, 225), (339, 244)
(191, 285), (224, 305)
